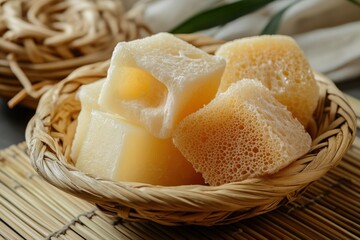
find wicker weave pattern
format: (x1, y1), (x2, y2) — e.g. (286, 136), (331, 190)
(26, 36), (357, 226)
(0, 0), (150, 108)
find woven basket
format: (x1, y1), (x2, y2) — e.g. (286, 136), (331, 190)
(26, 34), (357, 226)
(0, 0), (149, 108)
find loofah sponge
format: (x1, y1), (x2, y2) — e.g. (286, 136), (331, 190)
(173, 79), (312, 186)
(215, 35), (319, 127)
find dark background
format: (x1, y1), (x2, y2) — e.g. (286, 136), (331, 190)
(0, 79), (359, 149)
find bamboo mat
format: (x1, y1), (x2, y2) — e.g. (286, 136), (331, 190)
(0, 100), (359, 240)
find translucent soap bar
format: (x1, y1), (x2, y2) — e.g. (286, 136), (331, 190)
(99, 32), (225, 138)
(76, 110), (204, 186)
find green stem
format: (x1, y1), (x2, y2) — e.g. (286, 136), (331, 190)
(171, 0), (275, 34)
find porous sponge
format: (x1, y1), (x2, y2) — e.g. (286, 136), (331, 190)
(173, 79), (312, 186)
(216, 35), (319, 127)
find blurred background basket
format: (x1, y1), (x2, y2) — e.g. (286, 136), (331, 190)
(26, 34), (357, 226)
(0, 0), (149, 109)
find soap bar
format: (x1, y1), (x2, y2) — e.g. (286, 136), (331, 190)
(99, 32), (225, 139)
(216, 35), (319, 127)
(71, 79), (105, 161)
(76, 110), (204, 186)
(173, 79), (311, 186)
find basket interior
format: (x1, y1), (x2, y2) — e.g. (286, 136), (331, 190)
(26, 55), (357, 226)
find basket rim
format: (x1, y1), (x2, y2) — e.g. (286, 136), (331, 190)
(26, 71), (357, 214)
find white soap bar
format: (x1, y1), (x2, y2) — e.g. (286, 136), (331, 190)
(75, 110), (204, 186)
(99, 32), (225, 138)
(71, 79), (105, 161)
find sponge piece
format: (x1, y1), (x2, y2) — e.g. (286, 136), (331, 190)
(216, 35), (319, 127)
(173, 79), (312, 186)
(99, 32), (225, 139)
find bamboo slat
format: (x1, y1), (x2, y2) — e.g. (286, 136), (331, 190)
(1, 125), (359, 239)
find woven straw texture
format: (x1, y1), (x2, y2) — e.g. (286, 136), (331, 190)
(0, 0), (149, 108)
(1, 140), (360, 239)
(26, 35), (357, 226)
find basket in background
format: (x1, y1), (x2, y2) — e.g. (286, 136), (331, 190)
(0, 0), (149, 109)
(26, 35), (357, 226)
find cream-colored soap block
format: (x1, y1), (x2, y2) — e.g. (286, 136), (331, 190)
(99, 32), (225, 139)
(71, 79), (105, 161)
(76, 110), (204, 186)
(216, 35), (319, 127)
(173, 79), (311, 186)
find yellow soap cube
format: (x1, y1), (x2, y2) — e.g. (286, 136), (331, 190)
(99, 32), (225, 138)
(71, 79), (105, 161)
(76, 110), (204, 186)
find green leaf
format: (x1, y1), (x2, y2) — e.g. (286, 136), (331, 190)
(170, 0), (275, 34)
(260, 1), (298, 35)
(347, 0), (360, 7)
